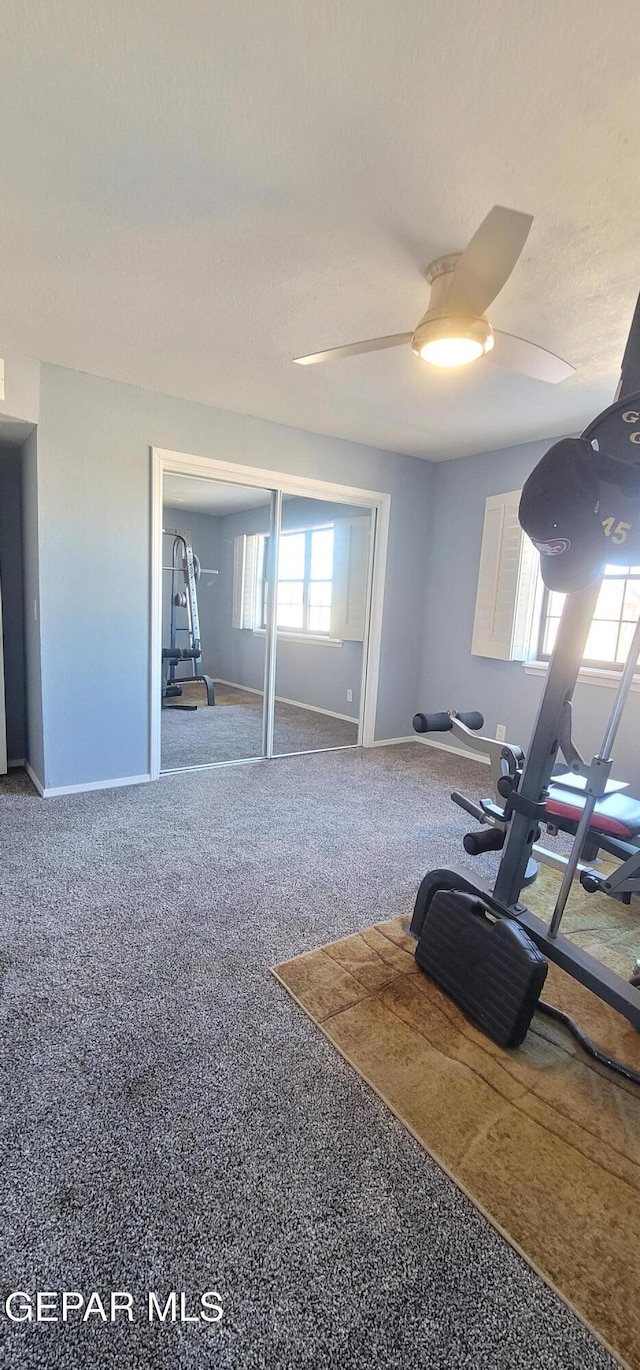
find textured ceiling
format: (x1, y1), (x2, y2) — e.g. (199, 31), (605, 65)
(1, 0), (639, 460)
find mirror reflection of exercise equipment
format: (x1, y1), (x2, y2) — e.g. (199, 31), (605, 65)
(160, 473), (376, 772)
(163, 529), (216, 709)
(273, 495), (372, 756)
(161, 475), (274, 771)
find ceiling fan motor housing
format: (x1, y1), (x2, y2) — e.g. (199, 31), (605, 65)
(411, 255), (493, 358)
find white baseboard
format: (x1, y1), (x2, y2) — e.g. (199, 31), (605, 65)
(44, 773), (152, 798)
(214, 679), (357, 725)
(25, 761), (45, 795)
(366, 737), (492, 762)
(416, 736), (491, 765)
(275, 694), (355, 724)
(7, 757), (25, 769)
(214, 677), (262, 695)
(26, 769), (152, 799)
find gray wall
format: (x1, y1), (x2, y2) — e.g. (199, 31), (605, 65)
(0, 445), (26, 760)
(420, 437), (640, 791)
(209, 503), (267, 697)
(20, 428), (45, 782)
(35, 363), (432, 789)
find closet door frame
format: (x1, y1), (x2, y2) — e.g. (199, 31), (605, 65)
(150, 448), (390, 781)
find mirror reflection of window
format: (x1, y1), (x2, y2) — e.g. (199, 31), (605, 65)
(272, 496), (372, 757)
(277, 530), (306, 629)
(307, 528), (333, 632)
(275, 525), (334, 633)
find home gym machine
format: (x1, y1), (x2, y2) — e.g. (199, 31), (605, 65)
(413, 702), (640, 899)
(162, 529), (216, 710)
(410, 296), (640, 1051)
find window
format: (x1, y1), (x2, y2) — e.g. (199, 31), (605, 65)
(261, 526), (335, 635)
(471, 489), (640, 677)
(538, 564), (640, 668)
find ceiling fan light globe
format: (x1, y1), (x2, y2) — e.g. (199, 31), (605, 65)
(419, 337), (484, 367)
(412, 316), (493, 368)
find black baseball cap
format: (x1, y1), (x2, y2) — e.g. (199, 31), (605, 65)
(519, 437), (607, 592)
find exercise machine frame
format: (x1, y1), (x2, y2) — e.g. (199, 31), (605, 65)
(412, 362), (640, 1030)
(425, 706), (640, 892)
(162, 529), (215, 708)
(412, 580), (640, 1028)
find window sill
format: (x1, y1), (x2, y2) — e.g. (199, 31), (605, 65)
(252, 629), (343, 648)
(523, 660), (640, 692)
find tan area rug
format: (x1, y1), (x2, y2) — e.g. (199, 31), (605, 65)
(273, 867), (640, 1369)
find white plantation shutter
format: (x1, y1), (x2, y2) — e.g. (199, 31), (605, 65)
(232, 533), (261, 630)
(471, 491), (538, 661)
(330, 516), (370, 641)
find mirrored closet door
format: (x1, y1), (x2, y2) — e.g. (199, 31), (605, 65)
(272, 495), (373, 756)
(158, 468), (375, 773)
(161, 473), (275, 771)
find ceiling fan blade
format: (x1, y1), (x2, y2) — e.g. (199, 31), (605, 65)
(489, 331), (575, 384)
(446, 206), (534, 316)
(293, 333), (412, 365)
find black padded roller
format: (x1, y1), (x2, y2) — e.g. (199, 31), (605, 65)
(413, 710), (484, 734)
(463, 827), (506, 856)
(456, 711), (484, 731)
(413, 711), (450, 733)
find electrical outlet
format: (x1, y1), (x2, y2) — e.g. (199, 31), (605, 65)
(346, 688), (353, 703)
(496, 723), (506, 742)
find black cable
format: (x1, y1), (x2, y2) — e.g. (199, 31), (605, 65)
(537, 1000), (640, 1088)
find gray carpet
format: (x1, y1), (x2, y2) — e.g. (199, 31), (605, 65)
(162, 684), (358, 769)
(0, 745), (616, 1370)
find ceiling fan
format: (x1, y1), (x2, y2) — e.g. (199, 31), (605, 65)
(293, 206), (574, 384)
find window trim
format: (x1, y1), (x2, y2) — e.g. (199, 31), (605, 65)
(252, 628), (343, 648)
(523, 659), (640, 691)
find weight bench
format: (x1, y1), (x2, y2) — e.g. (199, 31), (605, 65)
(546, 784), (640, 843)
(542, 783), (640, 902)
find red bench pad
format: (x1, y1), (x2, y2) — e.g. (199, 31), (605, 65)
(545, 787), (640, 838)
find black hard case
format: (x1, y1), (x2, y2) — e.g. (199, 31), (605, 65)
(415, 890), (548, 1048)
